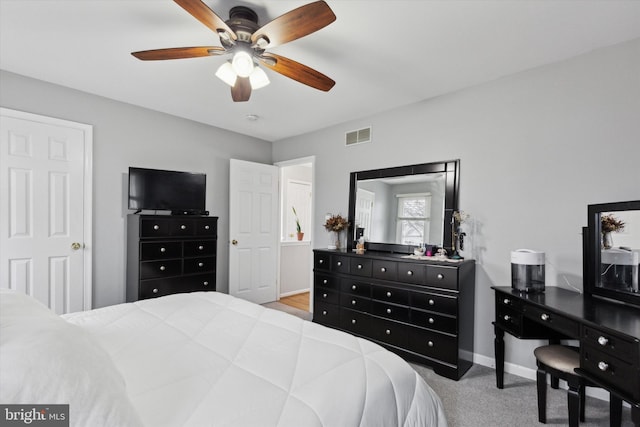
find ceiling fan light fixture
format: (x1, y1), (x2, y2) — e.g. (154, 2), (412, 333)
(231, 51), (254, 77)
(215, 62), (237, 87)
(249, 66), (270, 90)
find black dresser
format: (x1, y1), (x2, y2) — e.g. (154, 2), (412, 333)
(313, 249), (475, 380)
(126, 214), (218, 302)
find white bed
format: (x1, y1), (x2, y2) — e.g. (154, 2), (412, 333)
(1, 290), (447, 427)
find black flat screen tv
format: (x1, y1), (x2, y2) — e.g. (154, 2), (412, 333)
(128, 167), (206, 214)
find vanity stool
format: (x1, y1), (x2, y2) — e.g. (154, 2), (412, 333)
(534, 344), (622, 427)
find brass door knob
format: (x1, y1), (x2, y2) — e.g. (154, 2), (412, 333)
(231, 239), (238, 245)
(71, 242), (82, 250)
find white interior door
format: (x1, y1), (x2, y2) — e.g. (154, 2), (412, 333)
(229, 159), (278, 304)
(0, 108), (92, 313)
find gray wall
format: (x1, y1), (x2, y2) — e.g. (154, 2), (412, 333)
(0, 70), (271, 308)
(273, 39), (640, 371)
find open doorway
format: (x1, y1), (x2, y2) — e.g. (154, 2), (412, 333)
(277, 157), (314, 313)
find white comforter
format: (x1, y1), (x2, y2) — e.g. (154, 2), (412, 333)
(2, 290), (447, 427)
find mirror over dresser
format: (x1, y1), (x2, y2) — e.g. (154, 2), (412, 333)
(314, 160), (475, 380)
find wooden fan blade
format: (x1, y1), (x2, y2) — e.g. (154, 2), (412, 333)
(231, 77), (252, 102)
(259, 53), (335, 92)
(174, 0), (237, 40)
(131, 46), (226, 60)
(251, 1), (335, 49)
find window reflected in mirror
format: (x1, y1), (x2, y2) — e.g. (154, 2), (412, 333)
(599, 209), (640, 293)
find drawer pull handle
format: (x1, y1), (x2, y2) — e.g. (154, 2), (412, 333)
(352, 285), (357, 290)
(428, 299), (435, 306)
(540, 313), (550, 321)
(386, 308), (392, 314)
(357, 264), (363, 269)
(351, 300), (357, 305)
(160, 247), (166, 252)
(381, 267), (386, 272)
(322, 310), (327, 315)
(205, 225), (210, 230)
(386, 291), (392, 297)
(159, 265), (166, 271)
(198, 245), (204, 250)
(152, 288), (159, 294)
(597, 336), (609, 346)
(181, 225), (187, 230)
(153, 225), (160, 230)
(503, 315), (511, 321)
(198, 262), (204, 267)
(385, 329), (391, 335)
(428, 341), (434, 347)
(323, 293), (328, 298)
(407, 270), (413, 276)
(503, 298), (511, 305)
(319, 259), (324, 264)
(323, 279), (328, 285)
(337, 261), (342, 266)
(428, 317), (435, 324)
(203, 281), (209, 286)
(598, 361), (609, 372)
(352, 319), (357, 324)
(437, 273), (444, 280)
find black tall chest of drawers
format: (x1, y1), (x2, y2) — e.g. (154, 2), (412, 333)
(126, 214), (218, 302)
(313, 249), (475, 380)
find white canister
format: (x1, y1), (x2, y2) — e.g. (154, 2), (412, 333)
(511, 249), (545, 293)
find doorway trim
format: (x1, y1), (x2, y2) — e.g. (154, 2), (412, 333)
(275, 156), (315, 312)
(0, 107), (93, 309)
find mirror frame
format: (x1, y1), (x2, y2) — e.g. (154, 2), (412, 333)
(347, 160), (460, 253)
(586, 199), (640, 307)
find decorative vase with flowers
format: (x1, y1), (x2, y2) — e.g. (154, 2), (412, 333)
(600, 214), (625, 249)
(324, 214), (349, 249)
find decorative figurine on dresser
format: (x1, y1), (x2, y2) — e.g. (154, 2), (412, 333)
(125, 167), (218, 301)
(313, 160), (476, 380)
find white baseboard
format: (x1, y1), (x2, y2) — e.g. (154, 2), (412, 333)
(472, 353), (610, 402)
(279, 289), (310, 298)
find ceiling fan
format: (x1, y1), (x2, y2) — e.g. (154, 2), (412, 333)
(131, 0), (336, 102)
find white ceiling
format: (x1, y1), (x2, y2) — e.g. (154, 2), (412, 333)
(1, 1), (640, 142)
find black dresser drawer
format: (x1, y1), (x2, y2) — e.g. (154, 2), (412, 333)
(140, 218), (171, 237)
(140, 241), (181, 260)
(408, 327), (458, 365)
(195, 218), (217, 236)
(315, 286), (339, 305)
(397, 263), (425, 285)
(372, 285), (409, 305)
(139, 274), (214, 299)
(184, 240), (216, 256)
(524, 305), (580, 338)
(314, 301), (340, 327)
(140, 259), (181, 279)
(315, 273), (339, 290)
(410, 308), (457, 335)
(350, 258), (372, 277)
(169, 219), (196, 237)
(184, 257), (215, 274)
(411, 291), (457, 315)
(341, 308), (372, 336)
(496, 304), (524, 336)
(582, 326), (637, 365)
(341, 293), (371, 312)
(372, 260), (398, 281)
(581, 343), (639, 400)
(341, 279), (371, 297)
(372, 317), (409, 348)
(372, 301), (410, 323)
(314, 253), (330, 271)
(331, 255), (350, 274)
(426, 265), (458, 290)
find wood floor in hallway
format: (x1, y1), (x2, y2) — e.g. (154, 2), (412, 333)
(279, 292), (309, 312)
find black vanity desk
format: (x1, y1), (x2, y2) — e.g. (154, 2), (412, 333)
(492, 286), (640, 426)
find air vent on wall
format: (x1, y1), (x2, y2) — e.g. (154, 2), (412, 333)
(345, 126), (372, 146)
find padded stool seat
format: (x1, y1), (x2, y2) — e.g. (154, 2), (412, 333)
(534, 344), (622, 427)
